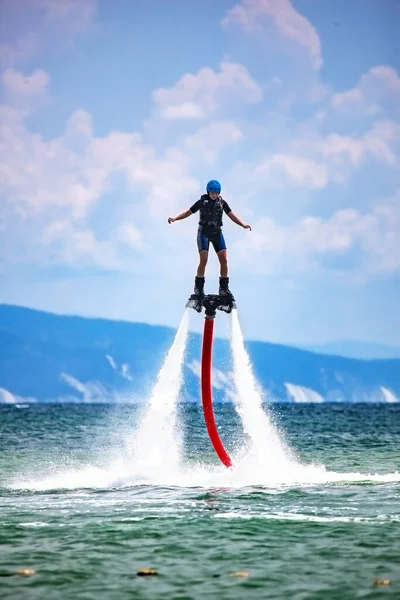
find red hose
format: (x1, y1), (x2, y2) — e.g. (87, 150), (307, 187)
(201, 318), (233, 468)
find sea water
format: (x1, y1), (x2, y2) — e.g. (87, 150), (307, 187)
(1, 312), (399, 599)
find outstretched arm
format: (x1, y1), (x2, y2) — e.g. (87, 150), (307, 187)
(227, 211), (252, 230)
(168, 209), (193, 224)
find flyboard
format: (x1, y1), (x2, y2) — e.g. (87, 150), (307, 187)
(186, 292), (235, 468)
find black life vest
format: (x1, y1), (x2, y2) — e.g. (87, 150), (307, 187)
(197, 194), (225, 232)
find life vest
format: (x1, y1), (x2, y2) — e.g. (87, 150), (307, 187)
(197, 194), (225, 232)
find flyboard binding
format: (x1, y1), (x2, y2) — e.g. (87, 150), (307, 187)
(186, 293), (236, 317)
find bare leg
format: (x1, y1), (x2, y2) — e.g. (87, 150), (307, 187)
(217, 249), (228, 278)
(197, 250), (208, 277)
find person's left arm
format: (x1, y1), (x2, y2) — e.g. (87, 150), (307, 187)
(223, 200), (252, 230)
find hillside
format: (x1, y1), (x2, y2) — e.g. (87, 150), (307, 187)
(0, 304), (399, 404)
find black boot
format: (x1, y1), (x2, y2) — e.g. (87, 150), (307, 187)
(219, 277), (233, 298)
(194, 276), (205, 297)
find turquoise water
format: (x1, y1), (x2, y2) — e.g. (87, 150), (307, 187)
(1, 403), (399, 599)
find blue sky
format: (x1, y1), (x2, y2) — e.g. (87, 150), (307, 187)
(0, 0), (399, 345)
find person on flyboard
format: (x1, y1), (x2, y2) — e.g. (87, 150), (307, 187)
(167, 180), (252, 301)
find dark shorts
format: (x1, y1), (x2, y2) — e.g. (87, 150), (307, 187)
(197, 229), (227, 253)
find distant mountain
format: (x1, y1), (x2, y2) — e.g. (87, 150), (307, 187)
(0, 304), (399, 404)
(300, 341), (400, 360)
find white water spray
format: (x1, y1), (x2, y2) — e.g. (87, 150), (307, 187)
(12, 307), (400, 492)
(130, 309), (190, 477)
(230, 310), (295, 471)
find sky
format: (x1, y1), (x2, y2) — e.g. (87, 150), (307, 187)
(0, 0), (399, 345)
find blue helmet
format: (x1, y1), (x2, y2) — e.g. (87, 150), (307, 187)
(206, 180), (221, 194)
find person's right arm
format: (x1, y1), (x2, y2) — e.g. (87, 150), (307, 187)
(168, 209), (192, 224)
(168, 199), (200, 224)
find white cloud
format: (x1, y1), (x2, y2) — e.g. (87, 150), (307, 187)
(0, 105), (198, 218)
(0, 0), (98, 67)
(285, 383), (324, 403)
(115, 223), (144, 250)
(233, 189), (400, 277)
(251, 119), (400, 191)
(106, 354), (117, 370)
(187, 360), (236, 398)
(309, 121), (400, 170)
(65, 109), (93, 138)
(37, 0), (97, 32)
(331, 65), (400, 118)
(152, 61), (262, 120)
(0, 387), (37, 404)
(0, 102), (201, 271)
(182, 121), (243, 163)
(0, 29), (398, 298)
(160, 102), (206, 120)
(1, 68), (51, 113)
(60, 372), (111, 403)
(222, 0), (322, 70)
(2, 68), (50, 95)
(106, 354), (133, 381)
(254, 154), (328, 188)
(41, 220), (130, 270)
(380, 387), (398, 403)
